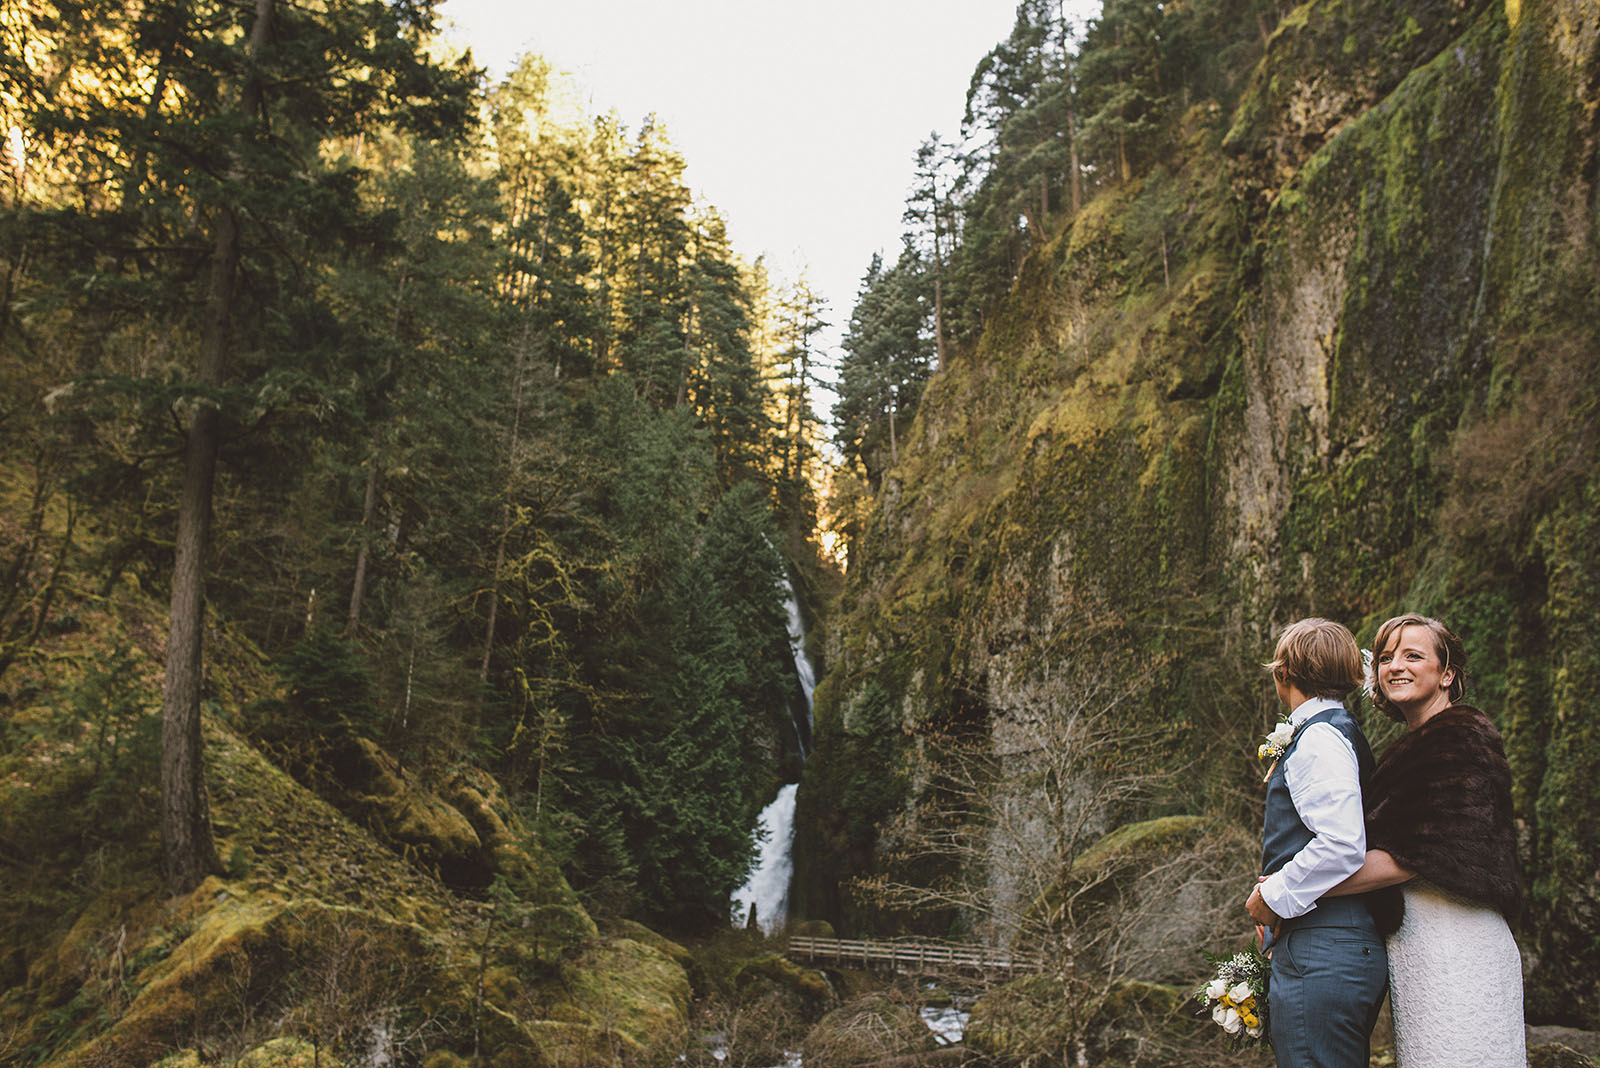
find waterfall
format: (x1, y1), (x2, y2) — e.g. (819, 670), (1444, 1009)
(731, 578), (818, 934)
(731, 783), (798, 933)
(786, 588), (816, 757)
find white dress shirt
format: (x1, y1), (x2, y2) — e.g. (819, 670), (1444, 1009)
(1259, 696), (1368, 919)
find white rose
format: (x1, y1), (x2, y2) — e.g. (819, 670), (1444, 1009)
(1247, 1024), (1263, 1038)
(1267, 722), (1294, 748)
(1229, 981), (1253, 1004)
(1206, 979), (1228, 1000)
(1212, 1004), (1227, 1025)
(1223, 1008), (1243, 1034)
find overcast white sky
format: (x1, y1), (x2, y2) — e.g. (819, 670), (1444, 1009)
(437, 0), (1099, 363)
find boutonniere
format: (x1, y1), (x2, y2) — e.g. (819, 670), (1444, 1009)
(1258, 721), (1296, 782)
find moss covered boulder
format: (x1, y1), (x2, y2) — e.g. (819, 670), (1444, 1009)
(332, 737), (487, 887)
(529, 936), (691, 1064)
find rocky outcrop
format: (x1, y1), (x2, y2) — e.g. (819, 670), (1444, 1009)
(796, 0), (1599, 1029)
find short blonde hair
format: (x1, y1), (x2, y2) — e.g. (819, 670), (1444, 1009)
(1264, 618), (1363, 699)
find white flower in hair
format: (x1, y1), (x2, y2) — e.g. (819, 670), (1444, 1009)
(1361, 648), (1376, 700)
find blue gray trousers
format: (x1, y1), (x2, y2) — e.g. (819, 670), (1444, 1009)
(1269, 897), (1388, 1068)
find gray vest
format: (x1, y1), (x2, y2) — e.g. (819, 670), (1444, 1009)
(1260, 705), (1376, 878)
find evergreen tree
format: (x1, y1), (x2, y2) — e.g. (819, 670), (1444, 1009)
(834, 249), (935, 485)
(5, 0), (475, 892)
(772, 277), (829, 524)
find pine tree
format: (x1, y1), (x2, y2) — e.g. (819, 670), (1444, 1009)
(834, 249), (935, 485)
(5, 0), (476, 893)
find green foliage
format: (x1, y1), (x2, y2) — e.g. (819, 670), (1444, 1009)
(833, 249), (935, 485)
(550, 384), (795, 929)
(268, 628), (381, 744)
(4, 0), (822, 955)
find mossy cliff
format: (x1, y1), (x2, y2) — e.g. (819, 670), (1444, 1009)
(794, 0), (1599, 1027)
(0, 590), (692, 1067)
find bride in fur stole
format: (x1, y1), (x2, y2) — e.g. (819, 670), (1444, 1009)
(1325, 614), (1525, 1067)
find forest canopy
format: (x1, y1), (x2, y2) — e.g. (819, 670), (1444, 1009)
(1, 0), (828, 929)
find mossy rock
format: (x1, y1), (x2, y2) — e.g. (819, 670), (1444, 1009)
(733, 953), (834, 1014)
(443, 771), (585, 911)
(26, 883), (157, 1010)
(603, 918), (692, 970)
(822, 967), (892, 1002)
(44, 884), (300, 1068)
(40, 882), (465, 1068)
(1087, 980), (1194, 1064)
(1527, 1045), (1600, 1068)
(235, 1037), (319, 1068)
(526, 1018), (643, 1067)
(423, 1052), (472, 1068)
(1222, 0), (1490, 186)
(335, 738), (487, 887)
(148, 1051), (203, 1068)
(801, 990), (936, 1068)
(1067, 814), (1209, 878)
(545, 937), (690, 1060)
(788, 919), (835, 939)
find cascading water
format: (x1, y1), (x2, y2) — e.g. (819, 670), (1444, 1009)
(786, 593), (816, 754)
(730, 578), (817, 934)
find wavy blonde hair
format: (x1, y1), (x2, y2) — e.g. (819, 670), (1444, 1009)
(1263, 618), (1363, 699)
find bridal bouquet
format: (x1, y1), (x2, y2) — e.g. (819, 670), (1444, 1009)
(1198, 948), (1268, 1042)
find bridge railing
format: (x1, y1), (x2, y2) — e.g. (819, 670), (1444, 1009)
(786, 935), (1039, 974)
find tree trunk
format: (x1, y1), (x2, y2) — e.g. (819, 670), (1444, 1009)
(480, 316), (532, 682)
(677, 290), (694, 409)
(1063, 36), (1082, 215)
(344, 454), (380, 635)
(160, 0), (273, 897)
(887, 386), (899, 468)
(346, 269), (407, 635)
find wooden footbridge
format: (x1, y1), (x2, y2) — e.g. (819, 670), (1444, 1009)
(786, 935), (1039, 976)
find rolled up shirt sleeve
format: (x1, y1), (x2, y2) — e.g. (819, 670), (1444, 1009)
(1259, 721), (1367, 919)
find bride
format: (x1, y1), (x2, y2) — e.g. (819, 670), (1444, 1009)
(1326, 614), (1525, 1066)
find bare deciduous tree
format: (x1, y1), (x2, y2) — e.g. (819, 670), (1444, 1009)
(854, 626), (1252, 1066)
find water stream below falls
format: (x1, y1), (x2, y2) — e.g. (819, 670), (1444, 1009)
(730, 579), (816, 933)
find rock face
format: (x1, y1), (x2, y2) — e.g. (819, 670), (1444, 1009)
(794, 0), (1599, 1030)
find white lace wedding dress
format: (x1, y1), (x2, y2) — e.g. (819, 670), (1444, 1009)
(1387, 881), (1526, 1066)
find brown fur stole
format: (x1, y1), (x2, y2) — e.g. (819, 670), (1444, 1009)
(1365, 705), (1522, 934)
